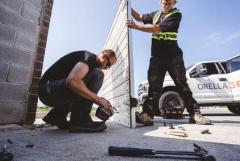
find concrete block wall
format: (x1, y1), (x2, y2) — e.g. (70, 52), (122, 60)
(0, 0), (53, 124)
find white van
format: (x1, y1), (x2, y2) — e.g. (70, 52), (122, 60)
(137, 54), (240, 116)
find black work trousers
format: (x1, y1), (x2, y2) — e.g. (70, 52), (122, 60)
(38, 68), (104, 125)
(143, 53), (199, 117)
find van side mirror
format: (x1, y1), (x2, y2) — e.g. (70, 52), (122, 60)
(190, 64), (207, 78)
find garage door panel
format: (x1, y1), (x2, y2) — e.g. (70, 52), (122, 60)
(100, 0), (135, 128)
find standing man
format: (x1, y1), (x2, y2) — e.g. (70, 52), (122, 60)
(126, 0), (211, 125)
(38, 49), (117, 132)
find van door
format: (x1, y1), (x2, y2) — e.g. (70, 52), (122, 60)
(188, 62), (234, 104)
(226, 55), (240, 102)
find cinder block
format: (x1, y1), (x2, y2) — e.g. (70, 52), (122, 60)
(22, 0), (41, 24)
(0, 0), (53, 125)
(7, 64), (31, 84)
(0, 102), (25, 124)
(15, 31), (38, 52)
(0, 23), (16, 45)
(25, 0), (44, 7)
(0, 62), (9, 82)
(0, 0), (23, 13)
(0, 82), (28, 102)
(0, 5), (18, 26)
(0, 43), (33, 67)
(0, 5), (39, 36)
(18, 18), (40, 37)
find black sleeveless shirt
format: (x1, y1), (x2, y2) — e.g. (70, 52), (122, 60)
(40, 50), (97, 84)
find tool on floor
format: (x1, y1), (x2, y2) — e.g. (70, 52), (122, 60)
(201, 129), (212, 134)
(165, 130), (188, 137)
(108, 143), (216, 161)
(163, 121), (175, 129)
(0, 144), (13, 161)
(178, 126), (186, 131)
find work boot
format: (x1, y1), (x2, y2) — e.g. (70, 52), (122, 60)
(189, 113), (211, 125)
(69, 114), (106, 133)
(136, 112), (153, 126)
(69, 122), (107, 133)
(43, 108), (69, 130)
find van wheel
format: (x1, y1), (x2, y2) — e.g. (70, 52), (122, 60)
(227, 105), (240, 115)
(159, 91), (185, 119)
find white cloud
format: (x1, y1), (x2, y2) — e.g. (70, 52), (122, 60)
(204, 30), (240, 46)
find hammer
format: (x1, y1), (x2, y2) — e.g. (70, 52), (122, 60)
(109, 143), (216, 161)
(194, 144), (216, 161)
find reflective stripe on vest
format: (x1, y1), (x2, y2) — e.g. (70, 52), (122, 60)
(152, 9), (181, 41)
(152, 32), (177, 40)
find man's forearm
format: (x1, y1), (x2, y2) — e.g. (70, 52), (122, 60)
(134, 24), (162, 33)
(66, 79), (100, 104)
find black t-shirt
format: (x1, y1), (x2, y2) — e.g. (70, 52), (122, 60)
(40, 50), (97, 84)
(142, 8), (182, 57)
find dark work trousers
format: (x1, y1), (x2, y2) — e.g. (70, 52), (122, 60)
(38, 68), (104, 125)
(143, 53), (199, 117)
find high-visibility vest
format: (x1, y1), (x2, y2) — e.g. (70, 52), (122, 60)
(152, 9), (181, 41)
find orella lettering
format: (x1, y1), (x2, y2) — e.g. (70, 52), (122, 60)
(197, 81), (240, 90)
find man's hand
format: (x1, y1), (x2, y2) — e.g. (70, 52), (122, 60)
(96, 97), (113, 113)
(126, 19), (162, 33)
(126, 19), (138, 29)
(131, 8), (143, 22)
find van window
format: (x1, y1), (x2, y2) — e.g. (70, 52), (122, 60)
(220, 62), (228, 73)
(227, 55), (240, 72)
(203, 63), (218, 75)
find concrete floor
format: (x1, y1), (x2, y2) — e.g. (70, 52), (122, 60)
(1, 111), (240, 161)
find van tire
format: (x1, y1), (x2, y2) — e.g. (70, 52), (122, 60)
(227, 105), (240, 115)
(159, 91), (185, 119)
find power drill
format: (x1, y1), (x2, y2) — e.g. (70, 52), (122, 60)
(95, 98), (116, 121)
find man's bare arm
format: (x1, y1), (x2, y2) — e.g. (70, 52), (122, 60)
(126, 19), (162, 33)
(66, 62), (97, 101)
(66, 62), (112, 112)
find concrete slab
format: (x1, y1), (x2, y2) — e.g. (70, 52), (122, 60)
(0, 115), (240, 161)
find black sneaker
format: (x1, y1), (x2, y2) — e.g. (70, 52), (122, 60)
(43, 112), (69, 130)
(69, 122), (107, 133)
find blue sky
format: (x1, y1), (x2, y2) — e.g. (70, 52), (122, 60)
(44, 0), (240, 98)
